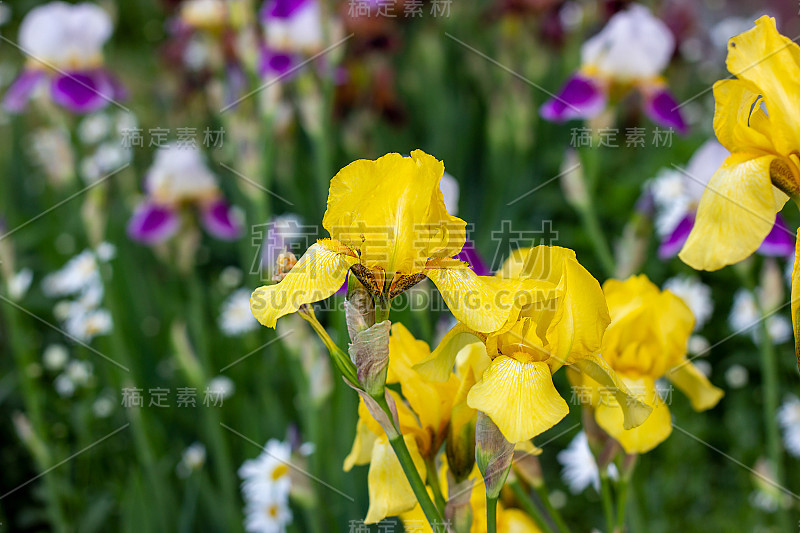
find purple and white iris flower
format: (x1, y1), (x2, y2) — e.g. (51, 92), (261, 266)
(258, 0), (325, 79)
(650, 140), (793, 260)
(3, 2), (125, 115)
(127, 146), (242, 244)
(540, 4), (687, 134)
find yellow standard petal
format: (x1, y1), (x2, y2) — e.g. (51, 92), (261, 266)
(725, 16), (800, 155)
(467, 354), (569, 443)
(322, 150), (465, 275)
(678, 153), (788, 271)
(594, 377), (672, 454)
(250, 239), (356, 328)
(666, 361), (724, 412)
(364, 435), (427, 524)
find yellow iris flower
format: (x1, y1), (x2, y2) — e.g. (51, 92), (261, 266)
(343, 323), (458, 524)
(416, 246), (652, 444)
(250, 150), (519, 333)
(679, 16), (797, 271)
(571, 275), (724, 454)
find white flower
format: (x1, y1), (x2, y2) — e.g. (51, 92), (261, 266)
(78, 113), (112, 144)
(243, 494), (293, 533)
(557, 431), (617, 494)
(92, 396), (114, 418)
(220, 266), (244, 289)
(54, 373), (75, 397)
(724, 364), (749, 389)
(177, 442), (207, 478)
(19, 2), (112, 69)
(66, 360), (93, 386)
(687, 334), (710, 357)
(439, 171), (459, 216)
(239, 439), (293, 500)
(145, 146), (219, 204)
(208, 375), (235, 400)
(729, 289), (791, 344)
(580, 4), (674, 81)
(663, 275), (713, 330)
(96, 242), (116, 262)
(7, 268), (33, 301)
(43, 344), (69, 371)
(264, 0), (324, 53)
(220, 288), (259, 336)
(42, 250), (101, 297)
(64, 308), (113, 342)
(778, 395), (800, 458)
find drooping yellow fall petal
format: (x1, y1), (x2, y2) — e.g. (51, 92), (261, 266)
(569, 352), (652, 430)
(250, 240), (357, 328)
(414, 323), (484, 382)
(666, 361), (724, 411)
(725, 16), (800, 155)
(595, 377), (672, 454)
(793, 230), (800, 373)
(343, 419), (379, 472)
(467, 355), (569, 443)
(322, 150), (465, 275)
(364, 435), (427, 524)
(679, 153), (788, 271)
(426, 262), (530, 334)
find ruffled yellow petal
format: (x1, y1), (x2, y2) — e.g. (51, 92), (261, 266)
(667, 361), (724, 411)
(793, 230), (800, 373)
(678, 153), (788, 271)
(595, 377), (672, 454)
(467, 355), (569, 443)
(322, 150), (465, 275)
(250, 239), (357, 328)
(364, 435), (427, 524)
(497, 246), (576, 285)
(414, 323), (484, 382)
(343, 419), (378, 472)
(725, 16), (800, 155)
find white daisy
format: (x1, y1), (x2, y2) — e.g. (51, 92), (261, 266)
(42, 250), (101, 297)
(92, 396), (114, 418)
(778, 395), (800, 458)
(663, 275), (713, 330)
(557, 431), (617, 494)
(7, 268), (33, 301)
(64, 308), (113, 342)
(724, 364), (749, 389)
(219, 288), (259, 336)
(243, 494), (292, 533)
(65, 360), (93, 386)
(54, 373), (75, 397)
(239, 439), (293, 500)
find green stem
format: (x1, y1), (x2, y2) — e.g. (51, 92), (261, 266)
(599, 475), (615, 533)
(615, 477), (629, 533)
(755, 303), (790, 531)
(533, 483), (572, 533)
(486, 495), (498, 533)
(374, 296), (391, 323)
(425, 457), (447, 515)
(508, 481), (558, 533)
(374, 395), (446, 532)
